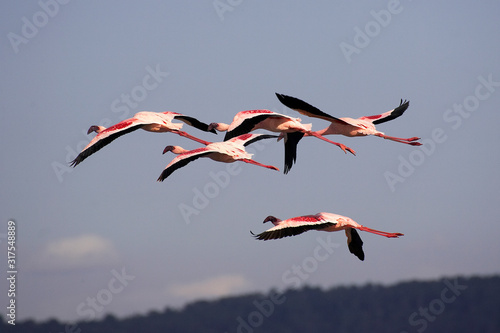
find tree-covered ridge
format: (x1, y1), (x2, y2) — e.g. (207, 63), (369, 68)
(2, 275), (499, 333)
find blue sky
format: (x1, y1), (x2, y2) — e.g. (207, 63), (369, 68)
(1, 1), (499, 323)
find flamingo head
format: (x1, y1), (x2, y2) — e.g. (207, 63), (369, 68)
(87, 125), (106, 134)
(207, 122), (219, 132)
(206, 126), (218, 134)
(163, 145), (187, 155)
(163, 145), (176, 154)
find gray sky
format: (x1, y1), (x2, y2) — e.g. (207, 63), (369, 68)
(1, 1), (499, 323)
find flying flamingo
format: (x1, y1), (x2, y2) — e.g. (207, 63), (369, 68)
(275, 93), (422, 146)
(157, 133), (279, 181)
(70, 111), (216, 167)
(208, 109), (355, 174)
(252, 212), (404, 261)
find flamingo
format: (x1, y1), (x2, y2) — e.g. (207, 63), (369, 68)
(252, 212), (404, 261)
(157, 133), (280, 181)
(70, 111), (216, 167)
(208, 109), (355, 174)
(275, 93), (422, 146)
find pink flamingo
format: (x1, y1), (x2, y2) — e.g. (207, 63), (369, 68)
(158, 133), (279, 181)
(70, 111), (216, 167)
(276, 93), (422, 146)
(208, 109), (355, 174)
(252, 212), (404, 261)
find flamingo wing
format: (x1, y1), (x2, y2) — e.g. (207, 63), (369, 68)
(224, 112), (277, 141)
(174, 115), (218, 134)
(157, 147), (215, 182)
(228, 133), (280, 147)
(70, 118), (147, 167)
(283, 132), (304, 174)
(253, 215), (336, 240)
(275, 93), (351, 126)
(359, 99), (410, 125)
(346, 228), (364, 261)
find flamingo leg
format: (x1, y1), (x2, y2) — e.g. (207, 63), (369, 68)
(357, 226), (404, 238)
(241, 159), (279, 171)
(174, 130), (212, 145)
(306, 131), (356, 156)
(375, 133), (422, 146)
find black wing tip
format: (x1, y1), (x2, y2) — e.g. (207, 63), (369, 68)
(174, 115), (218, 134)
(157, 171), (168, 182)
(251, 231), (267, 240)
(348, 244), (365, 261)
(69, 155), (84, 167)
(275, 92), (286, 100)
(348, 229), (365, 261)
(399, 99), (410, 109)
(275, 92), (294, 105)
(282, 131), (303, 174)
(372, 99), (411, 125)
(283, 155), (295, 174)
(250, 230), (264, 239)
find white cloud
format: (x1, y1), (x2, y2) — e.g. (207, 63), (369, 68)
(168, 274), (252, 299)
(34, 234), (120, 270)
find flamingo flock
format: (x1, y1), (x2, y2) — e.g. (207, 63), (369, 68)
(71, 93), (419, 260)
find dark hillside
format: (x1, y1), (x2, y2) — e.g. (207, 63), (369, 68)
(2, 275), (499, 333)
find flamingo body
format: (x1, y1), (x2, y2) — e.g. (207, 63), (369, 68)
(209, 109), (311, 141)
(253, 212), (404, 261)
(70, 111), (215, 167)
(157, 133), (279, 181)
